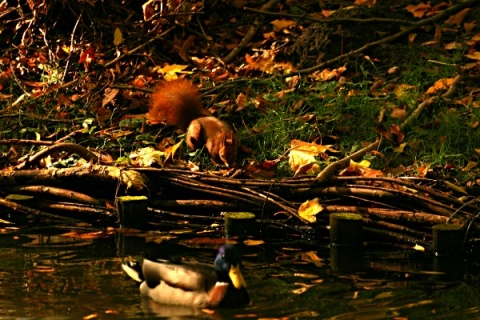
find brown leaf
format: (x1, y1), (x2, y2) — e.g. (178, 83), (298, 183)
(271, 19), (296, 32)
(95, 107), (113, 127)
(464, 22), (477, 32)
(179, 35), (195, 61)
(243, 161), (277, 179)
(406, 2), (431, 18)
(102, 88), (119, 107)
(390, 107), (407, 120)
(235, 92), (248, 111)
(444, 8), (471, 26)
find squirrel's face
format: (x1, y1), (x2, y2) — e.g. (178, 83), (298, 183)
(217, 132), (237, 168)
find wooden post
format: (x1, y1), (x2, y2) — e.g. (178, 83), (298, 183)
(330, 213), (363, 247)
(432, 224), (464, 257)
(224, 212), (256, 238)
(115, 195), (148, 228)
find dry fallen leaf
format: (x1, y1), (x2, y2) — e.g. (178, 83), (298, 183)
(339, 160), (384, 177)
(355, 0), (376, 8)
(406, 2), (431, 18)
(289, 149), (320, 175)
(288, 140), (338, 175)
(426, 78), (454, 94)
(444, 8), (471, 26)
(113, 27), (124, 46)
(271, 18), (296, 32)
(465, 51), (480, 61)
(298, 198), (323, 223)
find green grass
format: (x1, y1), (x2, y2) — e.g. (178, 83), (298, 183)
(225, 45), (479, 179)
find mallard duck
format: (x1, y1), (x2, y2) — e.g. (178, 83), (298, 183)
(122, 244), (250, 309)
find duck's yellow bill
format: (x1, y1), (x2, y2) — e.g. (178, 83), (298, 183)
(229, 264), (247, 289)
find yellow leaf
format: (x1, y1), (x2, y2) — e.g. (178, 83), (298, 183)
(413, 244), (425, 252)
(291, 139), (338, 155)
(165, 140), (184, 162)
(288, 149), (319, 175)
(156, 64), (191, 79)
(288, 140), (337, 174)
(298, 198), (323, 223)
(394, 142), (407, 153)
(340, 160), (384, 177)
(351, 159), (371, 168)
(113, 28), (124, 46)
(394, 84), (416, 99)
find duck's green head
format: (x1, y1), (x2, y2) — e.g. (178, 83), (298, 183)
(214, 244), (247, 289)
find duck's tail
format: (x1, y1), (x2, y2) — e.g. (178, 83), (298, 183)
(122, 261), (143, 283)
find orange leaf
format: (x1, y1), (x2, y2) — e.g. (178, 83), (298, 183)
(426, 78), (454, 94)
(355, 0), (376, 7)
(406, 2), (431, 18)
(465, 51), (480, 61)
(444, 8), (471, 26)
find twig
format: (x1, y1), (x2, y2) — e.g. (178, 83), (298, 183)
(242, 186), (306, 223)
(103, 26), (176, 69)
(0, 197), (78, 223)
(223, 0), (281, 64)
(16, 143), (98, 170)
(400, 74), (463, 129)
(13, 185), (102, 206)
(0, 139), (54, 146)
(316, 140), (380, 183)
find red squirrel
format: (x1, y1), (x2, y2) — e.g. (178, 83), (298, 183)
(148, 79), (238, 167)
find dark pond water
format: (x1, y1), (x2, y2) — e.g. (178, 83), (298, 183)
(0, 224), (479, 320)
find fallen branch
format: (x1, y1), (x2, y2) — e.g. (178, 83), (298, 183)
(316, 140), (380, 183)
